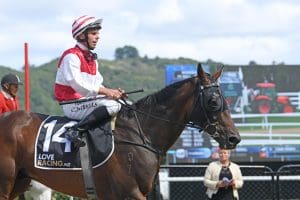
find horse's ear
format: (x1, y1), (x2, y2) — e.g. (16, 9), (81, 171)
(212, 65), (224, 81)
(197, 63), (210, 84)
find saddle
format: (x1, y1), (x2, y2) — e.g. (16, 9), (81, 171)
(34, 114), (114, 170)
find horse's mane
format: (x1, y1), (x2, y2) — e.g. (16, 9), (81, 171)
(119, 77), (196, 118)
(138, 77), (195, 106)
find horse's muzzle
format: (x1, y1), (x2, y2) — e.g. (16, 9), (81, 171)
(222, 133), (241, 149)
(215, 129), (241, 149)
(228, 134), (241, 146)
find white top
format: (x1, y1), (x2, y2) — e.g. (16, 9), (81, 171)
(204, 161), (244, 199)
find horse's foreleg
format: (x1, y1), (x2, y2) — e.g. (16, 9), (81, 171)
(9, 178), (31, 199)
(0, 159), (17, 200)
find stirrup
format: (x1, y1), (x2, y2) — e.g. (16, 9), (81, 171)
(65, 128), (86, 148)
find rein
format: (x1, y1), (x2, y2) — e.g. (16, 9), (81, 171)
(114, 139), (160, 155)
(118, 80), (224, 131)
(114, 79), (226, 157)
(115, 99), (164, 156)
(117, 99), (203, 130)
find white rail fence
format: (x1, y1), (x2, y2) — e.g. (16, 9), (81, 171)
(232, 112), (300, 133)
(229, 112), (300, 147)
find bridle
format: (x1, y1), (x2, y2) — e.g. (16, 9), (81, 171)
(115, 77), (227, 154)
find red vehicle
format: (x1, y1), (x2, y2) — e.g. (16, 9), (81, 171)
(251, 82), (294, 114)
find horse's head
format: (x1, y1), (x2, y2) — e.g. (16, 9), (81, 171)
(189, 63), (241, 149)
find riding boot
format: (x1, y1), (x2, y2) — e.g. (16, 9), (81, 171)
(65, 106), (110, 148)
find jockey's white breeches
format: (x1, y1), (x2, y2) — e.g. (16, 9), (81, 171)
(62, 97), (121, 120)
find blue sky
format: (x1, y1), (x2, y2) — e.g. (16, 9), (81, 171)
(1, 0), (300, 70)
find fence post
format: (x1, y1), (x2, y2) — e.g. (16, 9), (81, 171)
(265, 169), (276, 200)
(268, 124), (273, 139)
(276, 172), (280, 200)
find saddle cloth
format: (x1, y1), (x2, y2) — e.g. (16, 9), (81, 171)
(34, 114), (114, 170)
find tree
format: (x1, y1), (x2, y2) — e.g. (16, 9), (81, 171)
(114, 45), (139, 60)
(249, 60), (257, 66)
(114, 48), (124, 59)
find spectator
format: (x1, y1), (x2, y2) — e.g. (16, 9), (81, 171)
(0, 73), (22, 115)
(0, 74), (52, 200)
(204, 148), (243, 200)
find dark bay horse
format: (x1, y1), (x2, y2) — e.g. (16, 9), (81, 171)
(0, 63), (240, 199)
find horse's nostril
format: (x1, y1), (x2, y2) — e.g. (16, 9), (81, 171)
(228, 135), (241, 144)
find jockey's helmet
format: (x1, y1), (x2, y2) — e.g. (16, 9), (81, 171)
(72, 15), (102, 40)
(1, 74), (23, 86)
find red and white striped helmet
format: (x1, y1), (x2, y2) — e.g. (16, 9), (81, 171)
(72, 15), (102, 39)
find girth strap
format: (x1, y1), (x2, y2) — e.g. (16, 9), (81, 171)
(79, 133), (98, 200)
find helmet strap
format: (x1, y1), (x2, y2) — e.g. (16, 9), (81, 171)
(84, 31), (93, 50)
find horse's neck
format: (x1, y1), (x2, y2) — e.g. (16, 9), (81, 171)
(136, 97), (193, 153)
(117, 80), (196, 153)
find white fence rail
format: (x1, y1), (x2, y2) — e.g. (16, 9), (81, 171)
(232, 112), (300, 133)
(230, 112), (300, 146)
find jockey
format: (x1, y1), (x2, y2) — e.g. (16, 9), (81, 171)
(0, 74), (22, 115)
(54, 15), (126, 148)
